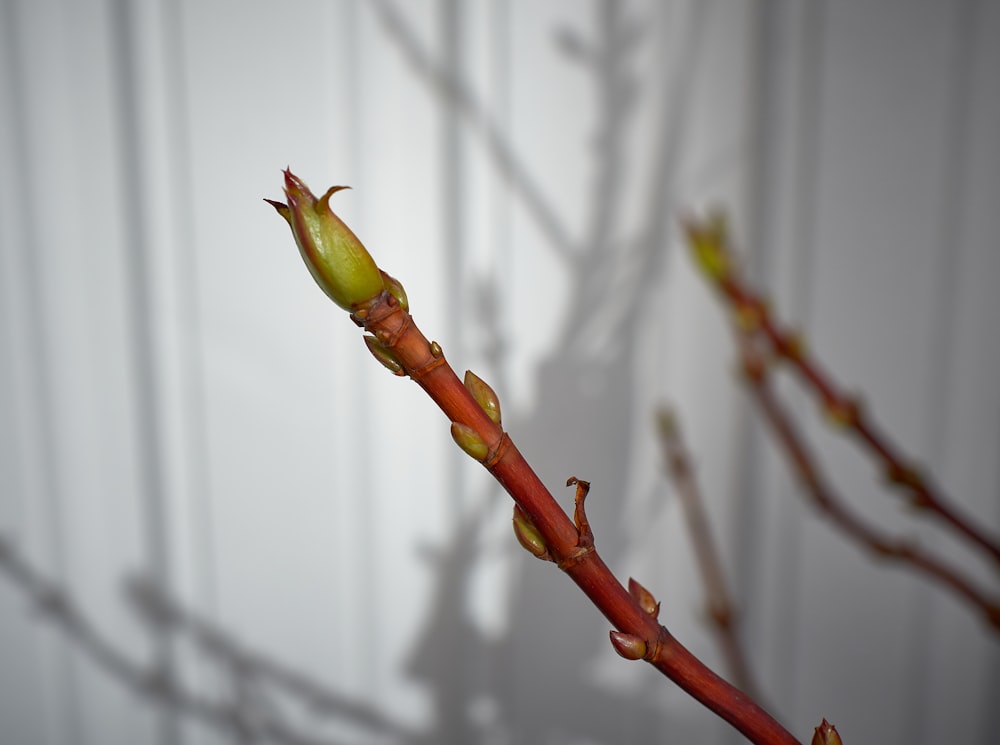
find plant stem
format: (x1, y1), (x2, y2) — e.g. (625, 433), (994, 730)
(656, 407), (764, 702)
(718, 264), (1000, 571)
(355, 290), (802, 745)
(736, 337), (1000, 633)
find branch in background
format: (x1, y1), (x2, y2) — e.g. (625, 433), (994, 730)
(268, 171), (805, 745)
(737, 337), (1000, 632)
(682, 214), (1000, 633)
(655, 406), (764, 702)
(683, 213), (1000, 570)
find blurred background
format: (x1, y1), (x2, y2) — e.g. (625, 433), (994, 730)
(1, 1), (999, 743)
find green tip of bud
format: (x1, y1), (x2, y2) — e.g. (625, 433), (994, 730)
(655, 407), (677, 439)
(609, 631), (647, 661)
(628, 578), (661, 618)
(271, 169), (386, 311)
(464, 370), (502, 425)
(512, 506), (549, 558)
(682, 211), (732, 282)
(811, 719), (843, 745)
(450, 422), (490, 462)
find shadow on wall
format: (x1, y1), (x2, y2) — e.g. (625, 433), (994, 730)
(1, 2), (727, 744)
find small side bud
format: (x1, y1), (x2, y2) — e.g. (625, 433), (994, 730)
(430, 341), (443, 358)
(450, 422), (489, 462)
(464, 370), (502, 425)
(782, 330), (807, 361)
(811, 719), (843, 745)
(364, 336), (405, 375)
(733, 300), (764, 332)
(885, 462), (924, 491)
(380, 270), (409, 312)
(822, 395), (860, 428)
(609, 631), (647, 661)
(739, 349), (767, 382)
(512, 506), (549, 558)
(628, 578), (660, 618)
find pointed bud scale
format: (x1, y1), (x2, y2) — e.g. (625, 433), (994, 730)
(268, 170), (385, 311)
(379, 270), (408, 312)
(512, 506), (548, 557)
(364, 336), (405, 375)
(628, 578), (660, 618)
(464, 370), (502, 425)
(450, 422), (489, 462)
(609, 631), (647, 661)
(811, 719), (843, 745)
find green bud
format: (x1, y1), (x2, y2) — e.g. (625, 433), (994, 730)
(682, 211), (731, 282)
(363, 335), (405, 376)
(267, 169), (385, 311)
(463, 370), (502, 426)
(450, 422), (489, 462)
(609, 631), (647, 661)
(512, 506), (548, 557)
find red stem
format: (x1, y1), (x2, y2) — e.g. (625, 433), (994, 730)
(719, 274), (1000, 570)
(354, 291), (802, 745)
(737, 339), (1000, 633)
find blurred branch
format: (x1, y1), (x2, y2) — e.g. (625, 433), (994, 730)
(682, 214), (1000, 634)
(683, 213), (1000, 571)
(368, 0), (574, 259)
(655, 406), (764, 702)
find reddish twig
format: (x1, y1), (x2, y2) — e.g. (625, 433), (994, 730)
(269, 172), (804, 745)
(682, 214), (1000, 570)
(736, 337), (1000, 632)
(655, 406), (765, 702)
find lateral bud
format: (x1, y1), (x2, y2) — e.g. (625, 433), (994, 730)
(364, 335), (405, 375)
(822, 395), (860, 429)
(450, 422), (489, 462)
(379, 270), (409, 312)
(512, 506), (550, 559)
(464, 370), (502, 426)
(609, 631), (647, 661)
(733, 299), (765, 332)
(628, 578), (660, 619)
(811, 719), (843, 745)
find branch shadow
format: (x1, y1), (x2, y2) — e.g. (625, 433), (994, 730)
(366, 0), (718, 742)
(1, 3), (725, 744)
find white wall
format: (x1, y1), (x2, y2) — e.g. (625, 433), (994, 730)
(1, 1), (997, 744)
